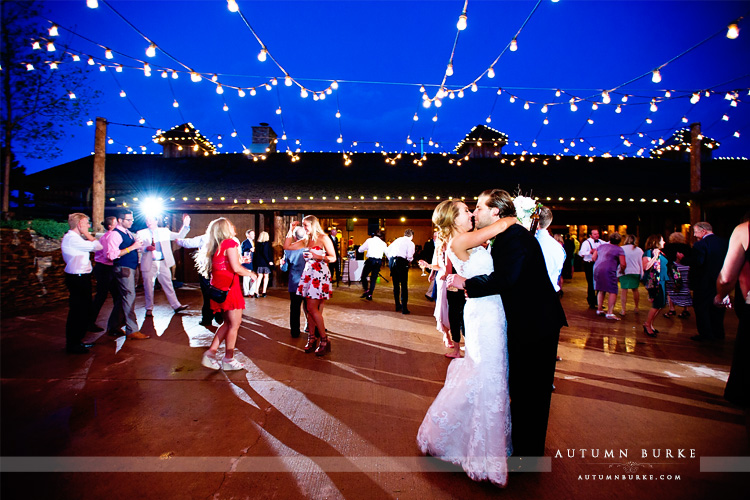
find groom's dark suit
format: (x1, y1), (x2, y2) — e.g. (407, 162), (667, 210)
(464, 223), (567, 457)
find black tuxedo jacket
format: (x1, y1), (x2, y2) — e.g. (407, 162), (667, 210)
(689, 233), (728, 296)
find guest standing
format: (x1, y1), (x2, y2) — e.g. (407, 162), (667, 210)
(197, 218), (256, 371)
(593, 232), (626, 320)
(662, 232), (693, 318)
(241, 230), (255, 296)
(386, 229), (416, 314)
(252, 231), (273, 298)
(642, 234), (668, 337)
(535, 207), (566, 294)
(617, 234), (643, 316)
(328, 228), (341, 284)
(61, 213), (103, 354)
(690, 222), (729, 342)
(716, 218), (750, 406)
(285, 216), (336, 356)
(89, 216), (118, 331)
(283, 226), (309, 338)
(579, 229), (602, 308)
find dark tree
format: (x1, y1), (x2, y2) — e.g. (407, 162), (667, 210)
(1, 0), (100, 217)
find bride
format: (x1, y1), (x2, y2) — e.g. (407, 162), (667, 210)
(416, 200), (516, 487)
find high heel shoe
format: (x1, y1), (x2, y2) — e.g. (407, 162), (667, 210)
(315, 335), (331, 356)
(642, 325), (657, 338)
(303, 333), (318, 353)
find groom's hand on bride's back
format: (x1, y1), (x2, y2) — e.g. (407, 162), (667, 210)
(447, 274), (465, 290)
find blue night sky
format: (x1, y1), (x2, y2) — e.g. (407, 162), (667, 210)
(21, 0), (750, 173)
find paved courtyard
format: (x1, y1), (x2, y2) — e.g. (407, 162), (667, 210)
(1, 271), (747, 499)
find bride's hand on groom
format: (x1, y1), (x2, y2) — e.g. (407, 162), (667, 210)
(446, 274), (465, 290)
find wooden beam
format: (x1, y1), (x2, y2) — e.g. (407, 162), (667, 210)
(92, 117), (107, 233)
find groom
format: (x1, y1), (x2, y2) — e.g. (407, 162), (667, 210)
(449, 189), (567, 457)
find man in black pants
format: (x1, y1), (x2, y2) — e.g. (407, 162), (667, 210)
(358, 232), (387, 300)
(386, 229), (416, 314)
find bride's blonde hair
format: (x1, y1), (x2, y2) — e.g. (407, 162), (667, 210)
(432, 200), (461, 244)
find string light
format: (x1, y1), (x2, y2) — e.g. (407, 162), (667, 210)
(47, 41), (55, 52)
(139, 118), (145, 124)
(216, 84), (224, 94)
(487, 67), (495, 78)
(690, 92), (700, 104)
(119, 90), (126, 97)
(486, 116), (492, 123)
(190, 72), (201, 82)
(569, 99), (578, 112)
(238, 88), (245, 97)
(276, 107), (282, 114)
(115, 64), (122, 72)
(471, 82), (478, 92)
(223, 104), (229, 111)
(32, 41), (40, 50)
(601, 91), (611, 104)
(49, 24), (59, 36)
(68, 91), (76, 99)
(285, 75), (292, 86)
(227, 0), (239, 12)
(331, 80), (339, 89)
(541, 104), (548, 113)
(651, 69), (662, 83)
(146, 44), (156, 58)
(510, 38), (518, 51)
(49, 62), (58, 70)
(86, 0), (98, 8)
(258, 48), (268, 62)
(591, 103), (598, 110)
(173, 100), (179, 107)
(413, 113), (419, 121)
(727, 22), (739, 39)
(446, 63), (454, 76)
(457, 6), (467, 31)
(650, 102), (658, 112)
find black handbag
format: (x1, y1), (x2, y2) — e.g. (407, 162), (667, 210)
(208, 275), (235, 303)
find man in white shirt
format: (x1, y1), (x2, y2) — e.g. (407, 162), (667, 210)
(579, 228), (602, 309)
(61, 213), (103, 354)
(358, 232), (387, 300)
(386, 229), (416, 314)
(136, 214), (191, 316)
(535, 207), (566, 294)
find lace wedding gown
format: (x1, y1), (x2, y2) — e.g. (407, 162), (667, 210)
(416, 245), (512, 487)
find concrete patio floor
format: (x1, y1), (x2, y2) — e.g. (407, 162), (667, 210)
(1, 271), (747, 499)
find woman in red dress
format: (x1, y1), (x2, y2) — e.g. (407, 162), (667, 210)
(196, 218), (256, 370)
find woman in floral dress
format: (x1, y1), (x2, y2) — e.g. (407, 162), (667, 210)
(284, 215), (336, 356)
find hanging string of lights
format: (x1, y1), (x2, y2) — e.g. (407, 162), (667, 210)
(31, 3), (746, 161)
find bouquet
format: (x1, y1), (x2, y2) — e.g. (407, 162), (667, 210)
(513, 195), (542, 231)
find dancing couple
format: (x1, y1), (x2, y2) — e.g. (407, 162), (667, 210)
(417, 189), (567, 487)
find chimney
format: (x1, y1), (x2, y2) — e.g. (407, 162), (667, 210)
(250, 122), (278, 153)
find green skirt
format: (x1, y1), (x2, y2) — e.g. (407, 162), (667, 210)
(619, 274), (640, 290)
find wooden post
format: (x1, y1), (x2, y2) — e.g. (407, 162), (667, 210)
(689, 122), (701, 228)
(92, 117), (107, 233)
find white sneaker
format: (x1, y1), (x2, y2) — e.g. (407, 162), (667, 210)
(222, 357), (244, 371)
(201, 352), (220, 370)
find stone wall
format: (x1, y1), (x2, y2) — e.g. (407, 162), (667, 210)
(0, 228), (68, 317)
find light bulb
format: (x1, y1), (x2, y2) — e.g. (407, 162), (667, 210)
(524, 102), (530, 110)
(146, 44), (156, 58)
(49, 62), (58, 69)
(223, 104), (229, 111)
(734, 131), (741, 138)
(727, 23), (739, 39)
(232, 131), (237, 137)
(191, 72), (201, 82)
(650, 102), (657, 112)
(337, 136), (343, 144)
(407, 138), (413, 145)
(690, 93), (700, 104)
(602, 91), (611, 104)
(555, 89), (561, 97)
(570, 101), (578, 112)
(227, 0), (239, 12)
(682, 116), (688, 123)
(615, 105), (622, 113)
(510, 38), (518, 51)
(587, 118), (594, 124)
(284, 75), (292, 86)
(86, 0), (98, 8)
(591, 103), (598, 110)
(449, 91), (455, 99)
(32, 41), (41, 50)
(216, 84), (224, 94)
(47, 42), (55, 52)
(68, 92), (76, 99)
(543, 118), (549, 125)
(486, 116), (492, 123)
(651, 69), (662, 83)
(139, 118), (145, 124)
(99, 65), (105, 72)
(120, 90), (126, 97)
(457, 13), (467, 31)
(276, 107), (282, 115)
(722, 114), (729, 121)
(115, 64), (122, 72)
(419, 85), (425, 93)
(331, 80), (339, 89)
(161, 70), (168, 78)
(300, 88), (308, 98)
(265, 83), (272, 91)
(423, 99), (431, 109)
(325, 87), (332, 95)
(143, 63), (151, 76)
(664, 90), (671, 97)
(446, 63), (453, 76)
(105, 48), (113, 59)
(433, 115), (438, 122)
(509, 96), (515, 103)
(621, 95), (628, 103)
(335, 111), (341, 118)
(238, 89), (245, 97)
(319, 92), (326, 100)
(487, 67), (495, 78)
(471, 82), (478, 92)
(173, 100), (179, 107)
(258, 48), (268, 62)
(434, 99), (442, 107)
(459, 89), (465, 98)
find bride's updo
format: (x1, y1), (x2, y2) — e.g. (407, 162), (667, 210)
(432, 200), (461, 243)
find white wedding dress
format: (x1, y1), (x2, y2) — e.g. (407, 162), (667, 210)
(416, 245), (512, 487)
